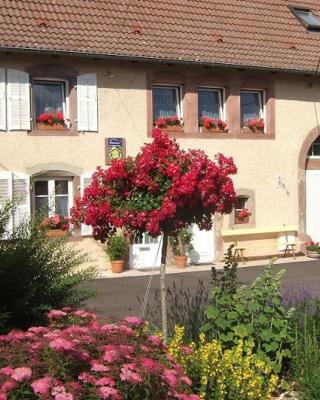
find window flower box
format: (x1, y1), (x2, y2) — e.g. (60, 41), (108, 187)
(41, 214), (69, 238)
(46, 229), (68, 238)
(242, 118), (265, 134)
(38, 123), (65, 130)
(154, 116), (183, 132)
(199, 116), (228, 133)
(36, 112), (66, 131)
(304, 241), (320, 258)
(235, 208), (250, 224)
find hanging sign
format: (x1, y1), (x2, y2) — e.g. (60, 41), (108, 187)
(105, 138), (126, 164)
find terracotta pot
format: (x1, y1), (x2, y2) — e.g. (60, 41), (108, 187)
(38, 124), (65, 130)
(111, 260), (125, 273)
(306, 251), (320, 259)
(201, 126), (226, 133)
(46, 229), (68, 238)
(164, 125), (184, 132)
(174, 255), (188, 268)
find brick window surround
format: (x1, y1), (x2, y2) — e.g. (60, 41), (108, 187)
(26, 64), (79, 136)
(147, 70), (275, 140)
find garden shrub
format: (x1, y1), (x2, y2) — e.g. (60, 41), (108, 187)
(0, 309), (198, 400)
(286, 291), (320, 400)
(169, 325), (278, 400)
(202, 248), (293, 372)
(0, 205), (97, 333)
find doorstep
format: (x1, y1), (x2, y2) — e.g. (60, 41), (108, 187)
(98, 254), (314, 279)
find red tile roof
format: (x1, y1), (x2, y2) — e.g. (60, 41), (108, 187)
(2, 0), (320, 73)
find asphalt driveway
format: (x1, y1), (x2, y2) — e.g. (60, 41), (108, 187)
(84, 259), (320, 319)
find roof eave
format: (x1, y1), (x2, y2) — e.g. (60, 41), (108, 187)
(0, 45), (316, 76)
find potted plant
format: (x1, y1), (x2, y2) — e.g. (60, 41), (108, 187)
(154, 116), (184, 132)
(235, 208), (250, 224)
(199, 116), (228, 133)
(304, 241), (320, 258)
(41, 214), (69, 238)
(37, 112), (65, 130)
(169, 228), (193, 268)
(105, 234), (128, 273)
(243, 118), (264, 134)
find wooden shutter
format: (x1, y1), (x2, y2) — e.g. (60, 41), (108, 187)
(80, 172), (93, 236)
(0, 69), (6, 130)
(0, 171), (13, 233)
(7, 69), (30, 130)
(77, 73), (98, 131)
(12, 172), (30, 230)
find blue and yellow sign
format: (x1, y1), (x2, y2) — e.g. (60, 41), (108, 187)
(106, 138), (125, 164)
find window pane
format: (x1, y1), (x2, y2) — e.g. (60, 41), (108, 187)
(34, 181), (48, 196)
(35, 196), (49, 214)
(295, 10), (320, 26)
(240, 91), (262, 123)
(236, 197), (247, 209)
(55, 180), (68, 195)
(34, 81), (64, 119)
(153, 87), (179, 120)
(198, 90), (221, 119)
(313, 144), (320, 156)
(55, 196), (69, 216)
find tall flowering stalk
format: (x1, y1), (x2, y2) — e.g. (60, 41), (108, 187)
(71, 129), (237, 341)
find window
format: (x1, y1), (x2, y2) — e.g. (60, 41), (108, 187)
(290, 7), (320, 30)
(152, 85), (181, 121)
(33, 79), (67, 124)
(240, 90), (264, 124)
(34, 178), (72, 217)
(198, 88), (223, 120)
(308, 137), (320, 157)
(235, 196), (250, 224)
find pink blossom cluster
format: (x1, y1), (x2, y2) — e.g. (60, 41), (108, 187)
(245, 118), (264, 131)
(0, 308), (198, 400)
(71, 129), (237, 242)
(154, 115), (183, 128)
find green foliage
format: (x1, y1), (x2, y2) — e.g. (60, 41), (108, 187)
(105, 234), (128, 261)
(169, 228), (193, 256)
(202, 247), (293, 372)
(0, 205), (97, 333)
(290, 299), (320, 399)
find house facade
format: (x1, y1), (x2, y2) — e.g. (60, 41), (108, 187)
(1, 1), (320, 268)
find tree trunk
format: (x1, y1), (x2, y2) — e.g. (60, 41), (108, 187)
(160, 232), (168, 343)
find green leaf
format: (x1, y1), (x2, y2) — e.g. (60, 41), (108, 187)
(233, 324), (250, 338)
(216, 317), (229, 329)
(205, 305), (219, 320)
(260, 329), (274, 342)
(200, 323), (211, 333)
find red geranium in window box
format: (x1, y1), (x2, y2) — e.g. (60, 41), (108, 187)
(154, 116), (183, 132)
(235, 208), (250, 224)
(37, 112), (65, 130)
(244, 118), (264, 133)
(199, 116), (228, 133)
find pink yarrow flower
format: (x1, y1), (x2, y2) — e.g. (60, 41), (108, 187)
(99, 386), (122, 400)
(122, 316), (144, 326)
(31, 376), (52, 396)
(11, 367), (32, 382)
(48, 310), (67, 318)
(49, 337), (75, 352)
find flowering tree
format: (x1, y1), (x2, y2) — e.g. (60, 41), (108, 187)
(71, 129), (237, 341)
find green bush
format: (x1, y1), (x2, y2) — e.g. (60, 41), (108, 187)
(202, 247), (293, 372)
(105, 234), (128, 261)
(0, 205), (97, 333)
(289, 296), (320, 399)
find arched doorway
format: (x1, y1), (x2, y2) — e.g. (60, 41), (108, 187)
(298, 127), (320, 242)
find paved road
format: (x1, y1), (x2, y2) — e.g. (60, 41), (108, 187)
(84, 260), (320, 319)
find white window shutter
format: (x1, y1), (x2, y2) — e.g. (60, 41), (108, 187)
(77, 73), (98, 131)
(80, 172), (93, 236)
(0, 171), (13, 233)
(12, 172), (30, 230)
(0, 69), (6, 130)
(7, 69), (30, 131)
